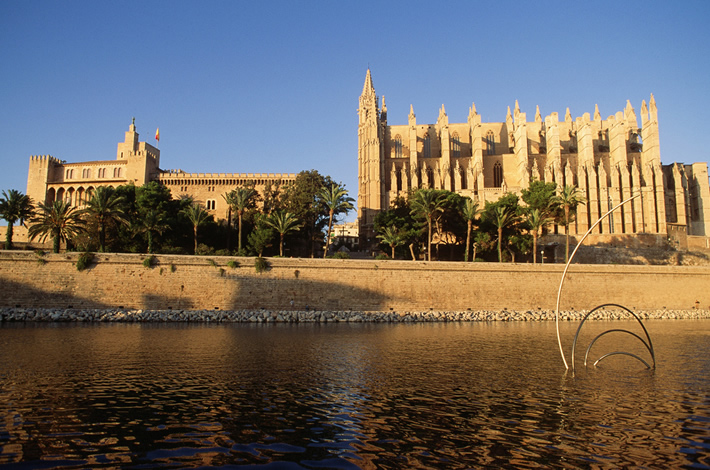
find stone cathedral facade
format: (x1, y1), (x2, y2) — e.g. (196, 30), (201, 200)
(357, 70), (710, 251)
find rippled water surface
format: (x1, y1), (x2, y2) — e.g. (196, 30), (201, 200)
(1, 320), (709, 469)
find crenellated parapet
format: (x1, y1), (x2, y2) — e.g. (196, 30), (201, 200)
(30, 155), (62, 164)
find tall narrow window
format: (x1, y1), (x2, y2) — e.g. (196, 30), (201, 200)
(486, 131), (496, 156)
(113, 168), (122, 178)
(394, 135), (403, 158)
(423, 133), (431, 158)
(427, 168), (434, 188)
(451, 133), (461, 158)
(493, 161), (503, 188)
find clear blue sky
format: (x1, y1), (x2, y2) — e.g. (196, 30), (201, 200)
(2, 1), (709, 223)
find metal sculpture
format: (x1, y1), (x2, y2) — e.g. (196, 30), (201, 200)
(554, 193), (656, 371)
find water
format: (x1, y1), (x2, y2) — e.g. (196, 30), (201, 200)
(0, 320), (708, 469)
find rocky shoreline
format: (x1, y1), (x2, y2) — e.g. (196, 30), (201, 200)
(1, 307), (709, 323)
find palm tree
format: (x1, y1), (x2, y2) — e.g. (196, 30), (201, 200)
(528, 208), (553, 264)
(377, 225), (404, 259)
(225, 187), (256, 254)
(181, 202), (211, 254)
(28, 200), (85, 253)
(462, 198), (481, 262)
(409, 188), (446, 261)
(492, 206), (517, 262)
(318, 184), (354, 258)
(0, 189), (34, 250)
(264, 210), (300, 256)
(82, 186), (127, 252)
(136, 209), (169, 254)
(554, 185), (586, 262)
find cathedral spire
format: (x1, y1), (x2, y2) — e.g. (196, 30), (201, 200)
(362, 68), (375, 96)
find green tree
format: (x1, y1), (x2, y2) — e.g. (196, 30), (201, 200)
(376, 225), (404, 259)
(374, 196), (421, 260)
(264, 209), (301, 256)
(82, 186), (127, 252)
(528, 208), (554, 263)
(409, 188), (447, 261)
(225, 187), (257, 255)
(462, 198), (481, 262)
(181, 202), (212, 254)
(490, 206), (519, 262)
(28, 200), (85, 253)
(554, 185), (586, 262)
(280, 170), (334, 257)
(0, 189), (34, 250)
(521, 180), (559, 216)
(472, 231), (493, 261)
(137, 209), (169, 254)
(318, 183), (354, 258)
(247, 214), (274, 257)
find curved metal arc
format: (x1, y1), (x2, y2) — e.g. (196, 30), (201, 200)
(555, 194), (640, 370)
(570, 302), (656, 370)
(583, 329), (653, 367)
(593, 351), (652, 369)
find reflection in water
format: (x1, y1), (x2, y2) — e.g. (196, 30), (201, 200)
(0, 321), (708, 469)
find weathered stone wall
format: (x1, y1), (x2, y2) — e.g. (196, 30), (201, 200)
(1, 252), (708, 312)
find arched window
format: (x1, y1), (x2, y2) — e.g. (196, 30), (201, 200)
(113, 167), (122, 178)
(486, 131), (496, 156)
(394, 135), (403, 158)
(82, 168), (90, 179)
(493, 161), (503, 188)
(423, 133), (431, 158)
(451, 133), (461, 158)
(206, 200), (216, 210)
(65, 169), (73, 179)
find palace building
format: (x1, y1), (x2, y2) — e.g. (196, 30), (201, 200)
(25, 120), (295, 220)
(357, 69), (710, 251)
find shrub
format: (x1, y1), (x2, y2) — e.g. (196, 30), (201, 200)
(329, 252), (351, 259)
(375, 253), (390, 260)
(207, 258), (217, 267)
(195, 244), (214, 256)
(227, 260), (239, 269)
(214, 249), (232, 257)
(254, 256), (269, 273)
(76, 252), (95, 271)
(143, 255), (157, 268)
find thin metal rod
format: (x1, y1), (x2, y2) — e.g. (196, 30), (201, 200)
(570, 302), (656, 370)
(555, 193), (640, 370)
(583, 329), (653, 367)
(593, 351), (652, 369)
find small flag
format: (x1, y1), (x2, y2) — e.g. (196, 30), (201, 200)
(155, 127), (160, 142)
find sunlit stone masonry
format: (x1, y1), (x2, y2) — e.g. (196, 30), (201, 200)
(357, 69), (710, 252)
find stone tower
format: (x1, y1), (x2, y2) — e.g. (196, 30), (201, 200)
(358, 69), (385, 248)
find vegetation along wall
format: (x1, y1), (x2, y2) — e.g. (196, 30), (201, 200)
(1, 252), (708, 312)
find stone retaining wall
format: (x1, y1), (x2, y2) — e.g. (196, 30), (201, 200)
(1, 251), (709, 313)
(2, 307), (709, 323)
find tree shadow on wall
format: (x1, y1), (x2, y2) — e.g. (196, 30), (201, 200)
(0, 279), (113, 309)
(222, 271), (392, 312)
